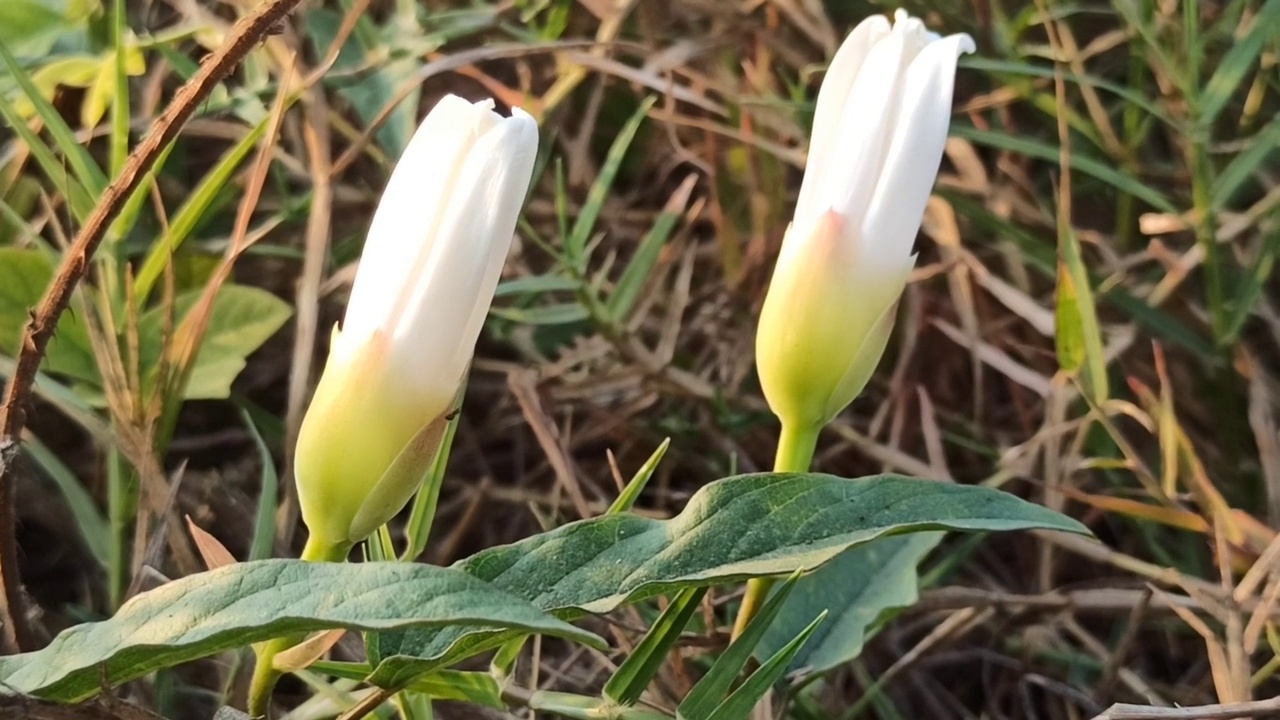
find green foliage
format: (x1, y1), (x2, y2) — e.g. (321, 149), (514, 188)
(566, 97), (656, 271)
(0, 560), (603, 702)
(757, 533), (941, 676)
(0, 246), (289, 401)
(136, 285), (292, 400)
(604, 586), (707, 706)
(608, 438), (671, 514)
(365, 473), (1086, 688)
(0, 248), (98, 382)
(1056, 222), (1109, 404)
(0, 0), (84, 57)
(679, 574), (815, 720)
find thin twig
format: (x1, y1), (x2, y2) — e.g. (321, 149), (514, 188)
(0, 0), (307, 655)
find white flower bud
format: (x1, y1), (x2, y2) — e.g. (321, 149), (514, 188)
(295, 95), (538, 548)
(757, 11), (974, 429)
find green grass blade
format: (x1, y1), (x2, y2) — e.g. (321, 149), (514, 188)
(495, 274), (583, 297)
(134, 114), (271, 299)
(401, 392), (462, 561)
(489, 303), (590, 325)
(242, 407), (279, 562)
(961, 56), (1174, 126)
(108, 139), (177, 242)
(954, 125), (1176, 213)
(1055, 222), (1109, 404)
(109, 0), (129, 177)
(566, 96), (656, 270)
(607, 438), (671, 514)
(0, 37), (107, 196)
(1212, 119), (1280, 208)
(22, 436), (110, 568)
(1222, 221), (1280, 345)
(607, 178), (691, 323)
(705, 611), (826, 720)
(0, 83), (95, 220)
(1198, 0), (1280, 127)
(604, 586), (706, 705)
(678, 573), (801, 720)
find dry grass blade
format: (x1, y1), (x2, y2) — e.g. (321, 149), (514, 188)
(278, 71), (337, 549)
(508, 368), (593, 519)
(1092, 695), (1280, 719)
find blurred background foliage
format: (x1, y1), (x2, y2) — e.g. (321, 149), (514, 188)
(0, 0), (1278, 717)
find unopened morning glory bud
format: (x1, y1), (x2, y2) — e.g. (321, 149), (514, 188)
(756, 11), (974, 430)
(295, 95), (538, 551)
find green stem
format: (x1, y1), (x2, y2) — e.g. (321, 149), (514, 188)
(771, 421), (820, 474)
(246, 535), (350, 719)
(730, 421), (820, 640)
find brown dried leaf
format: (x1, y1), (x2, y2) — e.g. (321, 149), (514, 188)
(185, 516), (236, 571)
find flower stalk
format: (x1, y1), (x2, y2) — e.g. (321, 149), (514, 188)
(731, 420), (821, 640)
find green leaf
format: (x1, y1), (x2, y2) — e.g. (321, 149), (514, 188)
(0, 1), (77, 56)
(1055, 225), (1109, 404)
(756, 533), (940, 676)
(0, 248), (99, 384)
(604, 586), (706, 705)
(407, 669), (504, 708)
(0, 560), (604, 702)
(367, 473), (1088, 688)
(304, 8), (422, 157)
(137, 284), (292, 400)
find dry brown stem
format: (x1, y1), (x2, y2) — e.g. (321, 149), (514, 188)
(0, 0), (308, 655)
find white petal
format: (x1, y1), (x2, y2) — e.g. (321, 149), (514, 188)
(446, 108), (540, 373)
(793, 13), (890, 225)
(337, 95), (501, 357)
(818, 27), (911, 229)
(861, 33), (974, 269)
(392, 109), (538, 396)
(891, 10), (932, 62)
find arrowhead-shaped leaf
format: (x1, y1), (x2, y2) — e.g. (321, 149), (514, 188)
(369, 473), (1088, 687)
(0, 560), (602, 702)
(756, 532), (941, 675)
